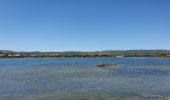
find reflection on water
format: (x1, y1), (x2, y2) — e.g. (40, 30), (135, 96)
(0, 57), (170, 100)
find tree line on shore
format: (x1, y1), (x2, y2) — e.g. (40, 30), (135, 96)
(0, 50), (170, 58)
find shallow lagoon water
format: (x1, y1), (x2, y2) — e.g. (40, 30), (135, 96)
(0, 57), (170, 100)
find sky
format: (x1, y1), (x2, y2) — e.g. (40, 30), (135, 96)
(0, 0), (170, 51)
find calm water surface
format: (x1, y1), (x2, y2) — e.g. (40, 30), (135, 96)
(0, 57), (170, 100)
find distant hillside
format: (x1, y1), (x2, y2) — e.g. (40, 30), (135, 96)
(0, 50), (170, 55)
(99, 50), (170, 55)
(0, 50), (15, 53)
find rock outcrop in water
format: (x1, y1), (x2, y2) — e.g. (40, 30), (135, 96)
(96, 63), (119, 68)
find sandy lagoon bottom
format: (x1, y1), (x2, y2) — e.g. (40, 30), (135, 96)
(0, 58), (170, 100)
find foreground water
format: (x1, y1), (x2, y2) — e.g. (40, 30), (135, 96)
(0, 57), (170, 100)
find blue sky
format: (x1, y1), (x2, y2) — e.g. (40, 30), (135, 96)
(0, 0), (170, 51)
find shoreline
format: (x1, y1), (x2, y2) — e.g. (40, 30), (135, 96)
(0, 56), (165, 59)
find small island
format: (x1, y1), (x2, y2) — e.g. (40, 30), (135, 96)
(97, 63), (119, 68)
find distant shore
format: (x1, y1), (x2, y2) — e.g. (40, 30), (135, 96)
(1, 50), (170, 58)
(0, 55), (170, 58)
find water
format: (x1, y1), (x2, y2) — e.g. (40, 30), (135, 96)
(0, 57), (170, 100)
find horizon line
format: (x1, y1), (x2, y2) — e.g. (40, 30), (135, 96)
(1, 49), (170, 52)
